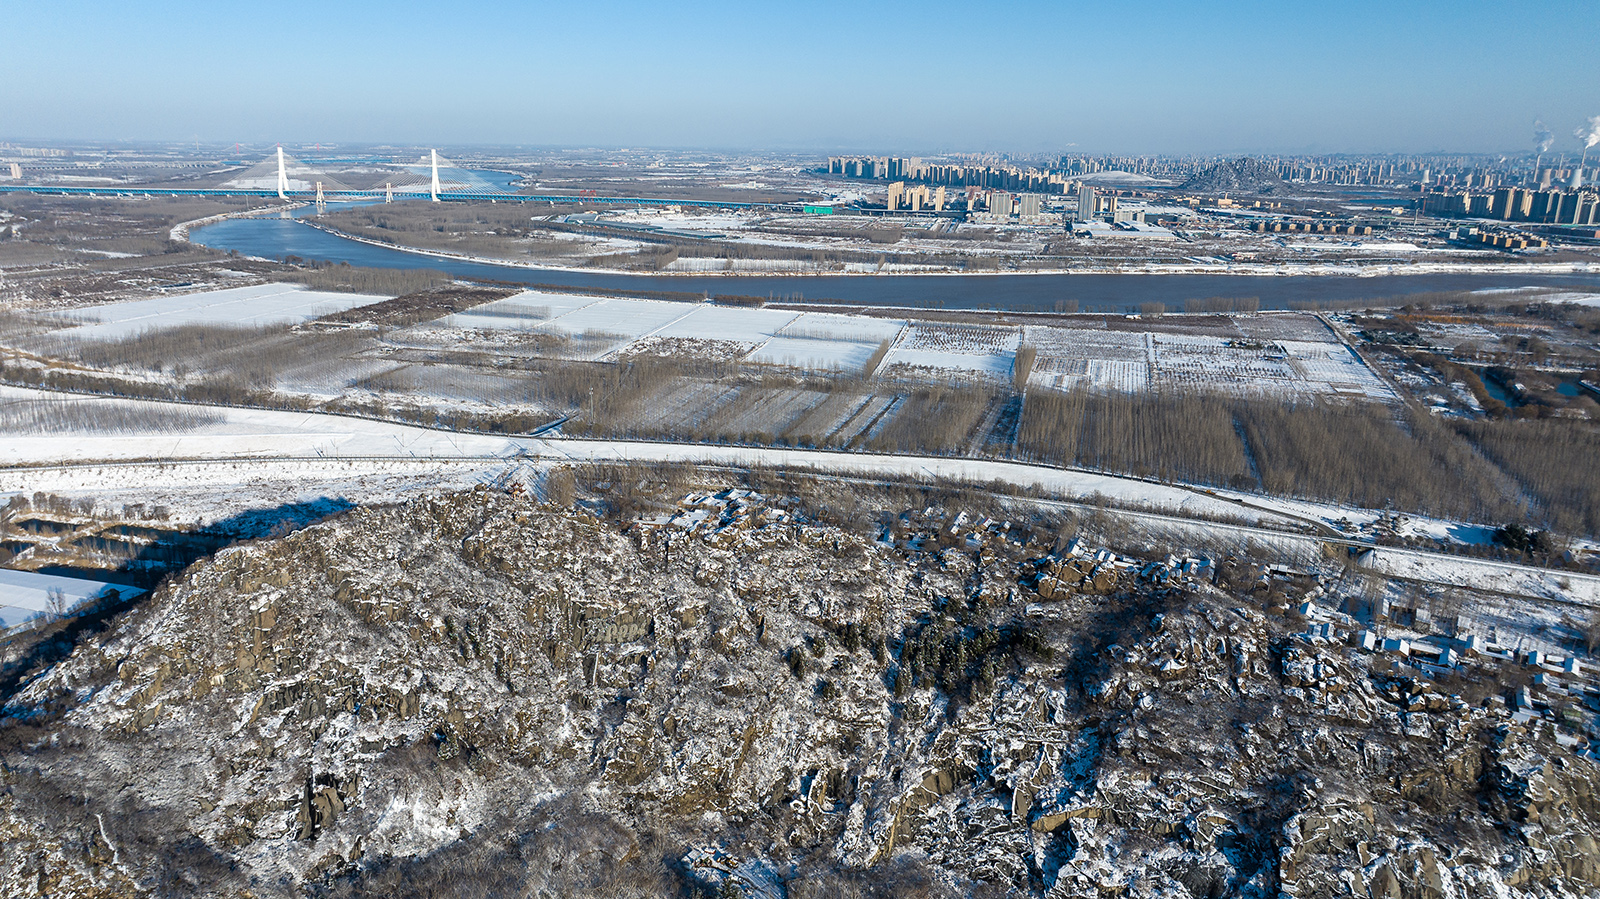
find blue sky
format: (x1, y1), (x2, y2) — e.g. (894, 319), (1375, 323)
(6, 0), (1598, 155)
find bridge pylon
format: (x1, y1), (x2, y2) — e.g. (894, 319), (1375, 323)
(430, 149), (441, 202)
(315, 181), (326, 214)
(385, 182), (393, 204)
(276, 146), (288, 199)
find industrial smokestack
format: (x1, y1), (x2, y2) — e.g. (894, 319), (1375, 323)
(1533, 120), (1554, 180)
(1577, 115), (1600, 151)
(1576, 116), (1600, 187)
(1534, 120), (1555, 155)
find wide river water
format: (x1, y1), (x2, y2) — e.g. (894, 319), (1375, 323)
(192, 210), (1600, 313)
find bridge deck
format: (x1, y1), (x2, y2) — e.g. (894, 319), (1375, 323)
(0, 185), (810, 211)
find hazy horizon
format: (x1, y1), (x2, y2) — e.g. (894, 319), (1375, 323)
(7, 0), (1599, 156)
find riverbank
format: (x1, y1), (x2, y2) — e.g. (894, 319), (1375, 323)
(299, 218), (1600, 279)
(168, 202), (304, 243)
(187, 214), (1600, 312)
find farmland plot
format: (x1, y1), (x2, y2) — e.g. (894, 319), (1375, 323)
(654, 305), (802, 344)
(749, 336), (881, 372)
(1022, 324), (1393, 400)
(56, 284), (387, 340)
(855, 395), (905, 444)
(1414, 321), (1499, 350)
(881, 323), (1019, 377)
(619, 337), (754, 363)
(542, 298), (697, 342)
(275, 356), (398, 396)
(775, 313), (903, 344)
(1233, 313), (1336, 342)
(752, 313), (903, 373)
(1275, 340), (1394, 399)
(361, 364), (544, 407)
(782, 389), (871, 444)
(835, 394), (902, 446)
(628, 381), (743, 434)
(1026, 327), (1148, 392)
(438, 291), (603, 331)
(703, 387), (825, 439)
(1152, 335), (1300, 396)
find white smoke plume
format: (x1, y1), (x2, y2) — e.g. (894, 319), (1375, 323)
(1576, 115), (1600, 150)
(1534, 120), (1554, 154)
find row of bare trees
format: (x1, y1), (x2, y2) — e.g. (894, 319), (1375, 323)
(1017, 387), (1600, 534)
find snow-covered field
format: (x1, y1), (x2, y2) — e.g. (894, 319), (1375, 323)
(1023, 324), (1393, 398)
(3, 385), (1596, 604)
(747, 337), (881, 370)
(0, 385), (520, 463)
(439, 291), (905, 372)
(882, 323), (1019, 377)
(438, 291), (601, 330)
(55, 283), (388, 340)
(432, 291), (1391, 395)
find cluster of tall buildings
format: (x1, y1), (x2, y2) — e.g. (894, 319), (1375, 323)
(1422, 186), (1599, 225)
(885, 182), (947, 212)
(826, 151), (1600, 231)
(827, 156), (1072, 194)
(828, 152), (1588, 193)
(1426, 166), (1592, 192)
(879, 181), (1053, 218)
(1071, 187), (1123, 221)
(1056, 155), (1190, 178)
(984, 191), (1043, 218)
(826, 156), (926, 180)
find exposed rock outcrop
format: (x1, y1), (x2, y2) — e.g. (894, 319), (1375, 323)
(0, 487), (1595, 898)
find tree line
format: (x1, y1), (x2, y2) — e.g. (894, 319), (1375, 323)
(1015, 388), (1593, 532)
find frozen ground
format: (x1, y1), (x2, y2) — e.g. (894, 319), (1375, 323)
(429, 292), (1391, 395)
(35, 284), (1418, 403)
(1024, 322), (1393, 398)
(4, 385), (1596, 606)
(0, 385), (520, 463)
(1542, 291), (1600, 307)
(882, 323), (1020, 378)
(747, 337), (881, 371)
(54, 283), (389, 340)
(432, 293), (1391, 396)
(437, 291), (905, 373)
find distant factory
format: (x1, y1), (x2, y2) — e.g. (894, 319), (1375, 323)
(1422, 186), (1598, 226)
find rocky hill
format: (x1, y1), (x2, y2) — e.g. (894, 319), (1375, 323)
(1, 485), (1596, 898)
(1181, 158), (1286, 195)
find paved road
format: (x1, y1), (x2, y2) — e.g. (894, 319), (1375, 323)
(2, 443), (1593, 606)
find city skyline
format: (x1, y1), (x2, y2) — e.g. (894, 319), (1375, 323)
(5, 0), (1599, 155)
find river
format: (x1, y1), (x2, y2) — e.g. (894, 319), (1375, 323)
(191, 209), (1600, 313)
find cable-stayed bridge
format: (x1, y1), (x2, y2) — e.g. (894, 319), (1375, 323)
(0, 149), (809, 211)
